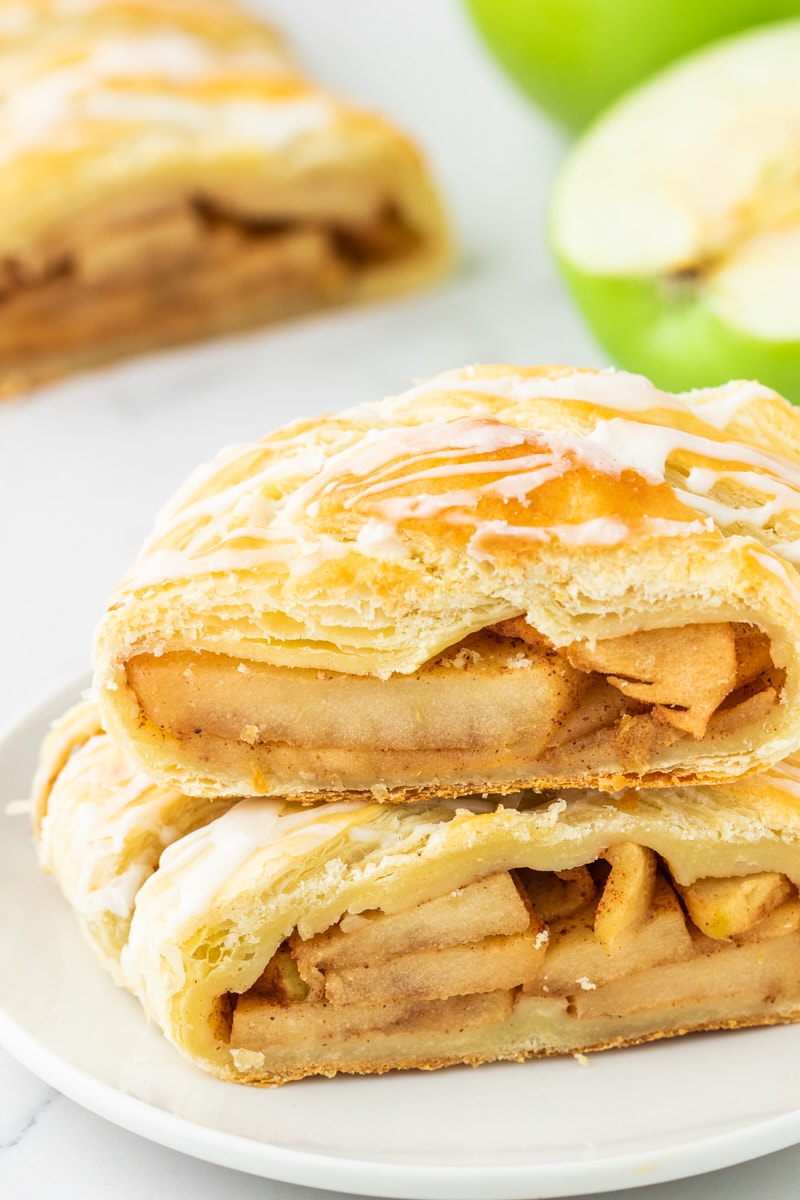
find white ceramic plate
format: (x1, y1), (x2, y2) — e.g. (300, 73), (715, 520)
(3, 678), (800, 1200)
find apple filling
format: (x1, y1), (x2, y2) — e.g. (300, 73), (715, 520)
(126, 619), (783, 795)
(0, 195), (421, 383)
(227, 850), (800, 1075)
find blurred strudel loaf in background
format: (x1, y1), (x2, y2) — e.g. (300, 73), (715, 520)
(0, 0), (449, 395)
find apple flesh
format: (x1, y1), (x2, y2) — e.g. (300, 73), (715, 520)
(464, 0), (800, 131)
(551, 21), (800, 402)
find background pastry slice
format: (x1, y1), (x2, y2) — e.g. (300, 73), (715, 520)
(32, 708), (800, 1084)
(0, 0), (449, 396)
(95, 364), (800, 800)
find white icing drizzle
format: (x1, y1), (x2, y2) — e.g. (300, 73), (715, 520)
(112, 370), (800, 603)
(684, 466), (800, 551)
(38, 730), (205, 939)
(130, 793), (527, 950)
(749, 547), (800, 608)
(683, 380), (782, 430)
(466, 514), (711, 561)
(152, 798), (369, 935)
(585, 415), (800, 487)
(116, 436), (343, 590)
(398, 366), (686, 413)
(355, 518), (409, 560)
(44, 734), (181, 855)
(583, 417), (800, 560)
(83, 92), (331, 149)
(281, 418), (712, 560)
(82, 862), (151, 919)
(275, 420), (535, 521)
(289, 417), (659, 510)
(68, 767), (159, 847)
(0, 29), (328, 168)
(396, 369), (780, 427)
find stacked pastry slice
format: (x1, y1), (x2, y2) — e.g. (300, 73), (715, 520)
(34, 697), (800, 1083)
(0, 0), (449, 396)
(96, 363), (800, 797)
(32, 364), (800, 1082)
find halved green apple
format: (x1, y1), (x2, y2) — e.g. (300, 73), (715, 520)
(551, 20), (800, 403)
(464, 0), (800, 132)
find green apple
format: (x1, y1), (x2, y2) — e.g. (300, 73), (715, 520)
(551, 20), (800, 403)
(465, 0), (800, 131)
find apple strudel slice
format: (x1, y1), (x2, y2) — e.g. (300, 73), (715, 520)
(0, 0), (449, 396)
(96, 365), (800, 800)
(32, 704), (800, 1084)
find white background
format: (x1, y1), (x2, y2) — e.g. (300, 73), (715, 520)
(2, 1), (799, 1196)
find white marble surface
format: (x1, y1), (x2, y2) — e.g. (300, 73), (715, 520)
(0, 2), (797, 1197)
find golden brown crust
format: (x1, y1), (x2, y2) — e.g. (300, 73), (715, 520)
(32, 700), (236, 978)
(30, 697), (103, 835)
(95, 365), (800, 799)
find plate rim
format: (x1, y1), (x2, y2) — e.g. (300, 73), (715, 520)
(3, 674), (800, 1200)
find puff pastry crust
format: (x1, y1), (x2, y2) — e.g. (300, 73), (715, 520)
(0, 0), (449, 395)
(95, 365), (800, 800)
(33, 702), (800, 1084)
(31, 697), (235, 979)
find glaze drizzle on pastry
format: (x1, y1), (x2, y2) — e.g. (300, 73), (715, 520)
(95, 366), (800, 798)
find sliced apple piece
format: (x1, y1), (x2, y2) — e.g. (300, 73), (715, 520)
(323, 925), (548, 1006)
(552, 21), (800, 402)
(565, 625), (737, 738)
(732, 625), (774, 688)
(545, 676), (633, 753)
(230, 989), (513, 1052)
(529, 874), (693, 996)
(292, 871), (532, 982)
(573, 931), (800, 1020)
(594, 842), (657, 954)
(737, 897), (800, 942)
(127, 631), (584, 758)
(521, 866), (596, 921)
(249, 946), (309, 1004)
(678, 872), (794, 939)
(707, 685), (780, 738)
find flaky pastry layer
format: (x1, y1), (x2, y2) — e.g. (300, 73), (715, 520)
(31, 698), (236, 979)
(96, 365), (800, 798)
(32, 701), (800, 1084)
